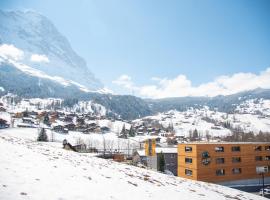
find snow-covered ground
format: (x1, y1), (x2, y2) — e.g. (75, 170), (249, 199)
(0, 128), (139, 154)
(0, 128), (264, 200)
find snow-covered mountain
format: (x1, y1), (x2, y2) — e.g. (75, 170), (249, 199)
(0, 10), (103, 91)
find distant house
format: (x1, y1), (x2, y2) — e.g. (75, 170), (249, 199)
(64, 123), (76, 131)
(88, 122), (97, 127)
(0, 118), (9, 129)
(113, 153), (125, 162)
(62, 139), (92, 153)
(63, 139), (76, 152)
(100, 126), (110, 133)
(17, 117), (37, 128)
(155, 137), (161, 143)
(76, 124), (90, 132)
(132, 150), (147, 166)
(85, 115), (96, 120)
(64, 116), (73, 123)
(156, 148), (178, 176)
(28, 111), (38, 117)
(0, 107), (6, 112)
(73, 144), (87, 152)
(22, 117), (35, 124)
(133, 147), (178, 176)
(76, 117), (85, 125)
(52, 125), (68, 133)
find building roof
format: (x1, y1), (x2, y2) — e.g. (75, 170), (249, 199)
(155, 147), (177, 154)
(179, 142), (270, 145)
(136, 150), (146, 156)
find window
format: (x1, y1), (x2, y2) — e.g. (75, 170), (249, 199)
(185, 157), (192, 164)
(215, 146), (224, 152)
(232, 146), (241, 152)
(170, 154), (176, 159)
(265, 156), (270, 161)
(185, 169), (192, 176)
(216, 169), (225, 176)
(232, 157), (241, 163)
(232, 168), (242, 174)
(265, 146), (270, 151)
(185, 146), (192, 152)
(255, 156), (263, 161)
(216, 158), (225, 164)
(254, 146), (262, 151)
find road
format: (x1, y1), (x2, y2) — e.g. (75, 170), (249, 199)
(232, 185), (270, 199)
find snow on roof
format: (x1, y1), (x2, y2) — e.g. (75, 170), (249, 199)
(181, 142), (270, 145)
(22, 117), (34, 120)
(155, 147), (177, 154)
(136, 149), (146, 156)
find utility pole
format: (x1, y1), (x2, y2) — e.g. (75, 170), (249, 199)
(257, 167), (267, 197)
(127, 139), (130, 157)
(262, 172), (265, 196)
(102, 134), (106, 158)
(51, 129), (54, 142)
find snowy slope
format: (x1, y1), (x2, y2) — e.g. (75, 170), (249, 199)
(0, 128), (264, 200)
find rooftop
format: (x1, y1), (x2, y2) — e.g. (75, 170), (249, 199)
(178, 142), (270, 145)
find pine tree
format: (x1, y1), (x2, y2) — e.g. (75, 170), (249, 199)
(37, 128), (48, 142)
(128, 125), (135, 137)
(119, 124), (127, 138)
(158, 152), (165, 172)
(193, 129), (198, 139)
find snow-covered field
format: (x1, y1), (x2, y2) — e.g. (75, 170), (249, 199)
(0, 128), (264, 200)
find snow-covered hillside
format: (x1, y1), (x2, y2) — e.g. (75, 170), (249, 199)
(0, 128), (264, 200)
(236, 99), (270, 116)
(0, 94), (107, 116)
(138, 105), (270, 137)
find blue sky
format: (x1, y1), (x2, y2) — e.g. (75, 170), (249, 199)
(1, 0), (270, 97)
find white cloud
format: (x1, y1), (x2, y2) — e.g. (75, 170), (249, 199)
(112, 74), (138, 90)
(30, 54), (50, 63)
(113, 68), (270, 98)
(0, 44), (24, 61)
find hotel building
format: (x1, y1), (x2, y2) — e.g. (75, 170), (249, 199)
(178, 142), (270, 185)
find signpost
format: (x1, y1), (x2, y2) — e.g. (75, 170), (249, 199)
(256, 166), (269, 196)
